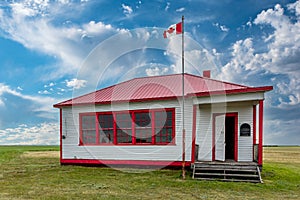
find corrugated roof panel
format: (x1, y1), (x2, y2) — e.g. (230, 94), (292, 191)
(54, 73), (272, 107)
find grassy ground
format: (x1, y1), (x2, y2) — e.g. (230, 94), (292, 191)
(0, 146), (299, 199)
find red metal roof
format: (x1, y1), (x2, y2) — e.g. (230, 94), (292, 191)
(54, 73), (273, 107)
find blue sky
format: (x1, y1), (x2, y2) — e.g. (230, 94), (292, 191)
(0, 0), (299, 145)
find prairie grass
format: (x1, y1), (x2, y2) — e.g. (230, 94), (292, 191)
(0, 146), (299, 199)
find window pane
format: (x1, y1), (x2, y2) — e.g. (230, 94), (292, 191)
(117, 129), (132, 143)
(82, 130), (96, 144)
(116, 113), (132, 128)
(155, 111), (166, 127)
(155, 111), (173, 127)
(166, 111), (173, 126)
(99, 114), (113, 129)
(135, 112), (151, 127)
(82, 115), (95, 129)
(135, 128), (152, 143)
(99, 130), (114, 144)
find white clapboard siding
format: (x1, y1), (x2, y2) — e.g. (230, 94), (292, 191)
(196, 101), (254, 162)
(61, 99), (194, 162)
(196, 105), (213, 161)
(227, 102), (253, 162)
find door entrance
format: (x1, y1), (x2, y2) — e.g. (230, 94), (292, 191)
(213, 113), (238, 161)
(225, 116), (235, 160)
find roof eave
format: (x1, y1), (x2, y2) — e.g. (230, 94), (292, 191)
(189, 86), (273, 97)
(53, 95), (180, 108)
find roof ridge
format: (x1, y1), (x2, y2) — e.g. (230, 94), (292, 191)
(129, 72), (191, 81)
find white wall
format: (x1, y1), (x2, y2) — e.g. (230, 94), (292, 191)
(61, 99), (194, 162)
(61, 97), (255, 163)
(196, 101), (254, 162)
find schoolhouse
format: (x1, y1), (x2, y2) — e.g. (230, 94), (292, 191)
(54, 72), (272, 174)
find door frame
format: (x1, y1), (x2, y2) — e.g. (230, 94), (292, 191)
(212, 112), (238, 161)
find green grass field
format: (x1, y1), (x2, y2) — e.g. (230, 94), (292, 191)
(0, 146), (299, 199)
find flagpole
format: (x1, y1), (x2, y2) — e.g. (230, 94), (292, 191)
(181, 15), (186, 180)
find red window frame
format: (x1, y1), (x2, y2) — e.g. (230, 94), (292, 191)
(79, 113), (97, 145)
(79, 108), (175, 146)
(154, 110), (175, 145)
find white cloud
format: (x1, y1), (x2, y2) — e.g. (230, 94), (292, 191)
(176, 7), (185, 12)
(145, 64), (169, 76)
(288, 0), (300, 16)
(17, 86), (23, 91)
(66, 78), (87, 89)
(0, 1), (125, 79)
(0, 82), (58, 116)
(213, 23), (229, 32)
(44, 82), (55, 88)
(218, 38), (261, 83)
(219, 2), (300, 108)
(82, 21), (113, 35)
(38, 90), (51, 95)
(165, 35), (219, 75)
(264, 118), (300, 145)
(165, 2), (170, 11)
(122, 4), (133, 16)
(246, 21), (252, 27)
(0, 123), (59, 145)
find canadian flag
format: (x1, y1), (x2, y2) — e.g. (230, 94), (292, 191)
(163, 22), (182, 38)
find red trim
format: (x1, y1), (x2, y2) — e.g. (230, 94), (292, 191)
(258, 100), (264, 165)
(151, 111), (155, 144)
(191, 105), (197, 163)
(61, 159), (191, 167)
(59, 108), (62, 163)
(212, 113), (238, 161)
(233, 113), (238, 161)
(95, 113), (100, 143)
(132, 112), (136, 144)
(172, 109), (176, 144)
(54, 96), (179, 108)
(191, 86), (273, 98)
(113, 113), (117, 144)
(253, 105), (257, 161)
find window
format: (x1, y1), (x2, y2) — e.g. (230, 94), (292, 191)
(155, 111), (173, 144)
(116, 113), (132, 144)
(240, 123), (251, 136)
(81, 114), (96, 145)
(135, 111), (152, 144)
(98, 114), (114, 144)
(79, 108), (175, 145)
